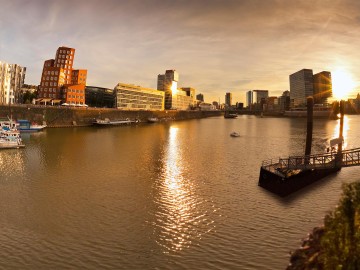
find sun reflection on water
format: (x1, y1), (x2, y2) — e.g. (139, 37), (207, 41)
(152, 126), (215, 253)
(332, 115), (349, 150)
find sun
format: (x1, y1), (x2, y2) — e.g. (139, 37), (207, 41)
(332, 69), (355, 100)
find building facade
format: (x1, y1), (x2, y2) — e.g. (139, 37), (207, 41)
(196, 93), (204, 102)
(157, 69), (179, 109)
(225, 92), (232, 107)
(115, 82), (164, 110)
(289, 69), (314, 107)
(38, 46), (87, 105)
(278, 90), (290, 111)
(313, 71), (332, 104)
(0, 61), (26, 104)
(85, 86), (115, 108)
(246, 90), (253, 109)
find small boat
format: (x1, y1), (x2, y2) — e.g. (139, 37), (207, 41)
(93, 118), (139, 126)
(224, 112), (237, 118)
(17, 120), (46, 133)
(0, 128), (25, 149)
(230, 132), (240, 137)
(147, 117), (159, 123)
(0, 117), (18, 131)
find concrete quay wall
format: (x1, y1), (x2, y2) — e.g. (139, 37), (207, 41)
(0, 105), (222, 127)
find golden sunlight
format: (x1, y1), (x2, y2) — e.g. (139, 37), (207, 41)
(171, 81), (178, 94)
(332, 69), (355, 100)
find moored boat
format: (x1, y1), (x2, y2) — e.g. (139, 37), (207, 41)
(93, 118), (139, 126)
(224, 112), (237, 118)
(147, 117), (159, 123)
(0, 128), (24, 149)
(17, 119), (46, 133)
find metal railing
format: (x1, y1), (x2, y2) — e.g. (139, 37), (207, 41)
(262, 147), (360, 172)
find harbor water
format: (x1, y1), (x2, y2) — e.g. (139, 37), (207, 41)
(0, 115), (359, 269)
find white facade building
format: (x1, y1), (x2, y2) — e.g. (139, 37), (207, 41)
(0, 61), (26, 104)
(115, 82), (164, 110)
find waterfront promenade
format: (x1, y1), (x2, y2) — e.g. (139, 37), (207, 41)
(0, 105), (222, 127)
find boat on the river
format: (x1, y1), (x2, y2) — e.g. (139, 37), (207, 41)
(147, 117), (159, 123)
(93, 118), (139, 126)
(230, 131), (240, 137)
(17, 119), (46, 133)
(224, 111), (237, 118)
(258, 98), (344, 197)
(0, 125), (24, 149)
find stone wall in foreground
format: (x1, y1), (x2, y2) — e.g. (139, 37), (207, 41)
(0, 105), (222, 127)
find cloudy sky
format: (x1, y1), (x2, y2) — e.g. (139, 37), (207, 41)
(1, 0), (360, 103)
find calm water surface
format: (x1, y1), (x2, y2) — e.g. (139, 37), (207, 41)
(1, 115), (359, 269)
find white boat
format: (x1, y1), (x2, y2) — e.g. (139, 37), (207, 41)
(94, 118), (139, 126)
(0, 129), (24, 149)
(230, 131), (240, 137)
(0, 118), (18, 131)
(17, 119), (46, 133)
(147, 117), (159, 123)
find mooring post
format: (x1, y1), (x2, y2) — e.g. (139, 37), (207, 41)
(338, 100), (345, 153)
(305, 97), (314, 158)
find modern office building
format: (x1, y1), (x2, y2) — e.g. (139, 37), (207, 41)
(114, 82), (164, 110)
(0, 61), (26, 104)
(157, 69), (179, 109)
(313, 71), (332, 104)
(38, 46), (87, 105)
(225, 92), (232, 107)
(157, 69), (193, 110)
(196, 93), (204, 102)
(278, 90), (290, 111)
(246, 90), (253, 108)
(253, 90), (269, 104)
(170, 89), (194, 110)
(289, 69), (314, 107)
(85, 86), (115, 108)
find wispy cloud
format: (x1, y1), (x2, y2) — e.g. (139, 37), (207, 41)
(1, 0), (360, 102)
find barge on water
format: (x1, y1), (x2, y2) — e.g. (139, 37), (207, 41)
(258, 98), (345, 197)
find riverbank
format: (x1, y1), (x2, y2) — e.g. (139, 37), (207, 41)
(0, 105), (222, 127)
(287, 181), (360, 269)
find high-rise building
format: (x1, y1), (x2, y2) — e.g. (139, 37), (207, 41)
(157, 69), (184, 109)
(38, 46), (87, 105)
(0, 61), (26, 104)
(252, 90), (269, 111)
(313, 71), (332, 104)
(278, 90), (290, 111)
(246, 91), (253, 108)
(289, 69), (314, 107)
(225, 92), (232, 107)
(196, 93), (204, 102)
(253, 90), (269, 103)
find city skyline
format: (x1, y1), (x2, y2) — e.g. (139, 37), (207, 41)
(1, 0), (360, 103)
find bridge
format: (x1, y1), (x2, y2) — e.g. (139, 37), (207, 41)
(261, 147), (360, 177)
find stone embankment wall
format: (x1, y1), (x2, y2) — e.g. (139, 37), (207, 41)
(0, 105), (222, 127)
